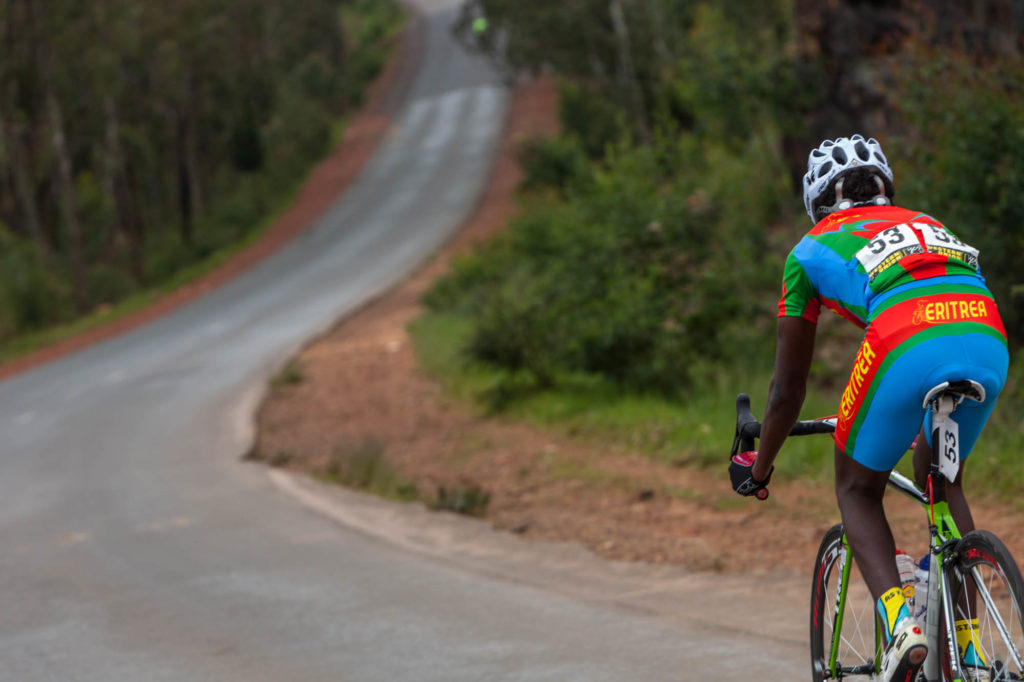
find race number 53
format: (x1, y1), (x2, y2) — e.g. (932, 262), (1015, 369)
(939, 419), (961, 482)
(855, 224), (922, 280)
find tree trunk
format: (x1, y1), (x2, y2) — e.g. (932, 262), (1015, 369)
(186, 106), (203, 220)
(645, 0), (672, 69)
(103, 95), (145, 282)
(608, 0), (649, 142)
(47, 88), (91, 311)
(176, 112), (193, 248)
(0, 109), (51, 259)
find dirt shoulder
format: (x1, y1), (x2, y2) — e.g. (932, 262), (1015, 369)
(250, 74), (1024, 575)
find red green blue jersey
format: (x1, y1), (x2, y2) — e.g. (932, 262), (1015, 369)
(776, 205), (1008, 471)
(778, 206), (986, 327)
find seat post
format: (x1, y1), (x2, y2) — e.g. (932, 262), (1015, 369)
(921, 380), (985, 504)
(927, 393), (959, 505)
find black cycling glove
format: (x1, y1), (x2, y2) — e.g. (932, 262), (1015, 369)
(729, 450), (773, 500)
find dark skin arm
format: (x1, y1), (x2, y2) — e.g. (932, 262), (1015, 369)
(751, 316), (817, 481)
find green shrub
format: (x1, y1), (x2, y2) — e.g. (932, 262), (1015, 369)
(86, 263), (136, 306)
(270, 360), (305, 387)
(516, 135), (591, 196)
(558, 80), (627, 159)
(891, 50), (1024, 345)
(431, 482), (491, 517)
(425, 131), (784, 397)
(0, 227), (74, 339)
(324, 436), (419, 501)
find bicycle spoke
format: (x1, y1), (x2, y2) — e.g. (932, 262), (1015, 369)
(813, 529), (879, 680)
(966, 565), (1024, 675)
(951, 532), (1024, 682)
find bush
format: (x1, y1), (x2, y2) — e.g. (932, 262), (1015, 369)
(431, 482), (491, 516)
(425, 131), (784, 397)
(516, 135), (591, 196)
(324, 436), (419, 501)
(86, 263), (136, 307)
(891, 49), (1024, 345)
(558, 80), (626, 160)
(0, 227), (74, 340)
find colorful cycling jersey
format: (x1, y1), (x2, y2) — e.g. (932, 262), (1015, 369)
(778, 206), (985, 326)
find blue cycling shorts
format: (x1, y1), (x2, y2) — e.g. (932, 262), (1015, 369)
(835, 293), (1008, 472)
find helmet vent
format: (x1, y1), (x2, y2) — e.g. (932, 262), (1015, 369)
(854, 141), (870, 161)
(802, 134), (894, 222)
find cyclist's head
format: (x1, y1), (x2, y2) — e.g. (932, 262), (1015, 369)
(802, 135), (894, 223)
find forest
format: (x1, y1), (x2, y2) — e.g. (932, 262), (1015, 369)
(0, 0), (401, 346)
(429, 0), (1024, 394)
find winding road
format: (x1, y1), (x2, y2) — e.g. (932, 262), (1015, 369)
(0, 1), (807, 679)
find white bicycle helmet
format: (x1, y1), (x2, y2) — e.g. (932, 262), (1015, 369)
(802, 135), (894, 222)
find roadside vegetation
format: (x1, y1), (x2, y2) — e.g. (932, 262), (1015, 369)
(414, 0), (1024, 497)
(0, 0), (403, 357)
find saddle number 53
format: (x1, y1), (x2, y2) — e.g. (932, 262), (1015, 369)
(939, 419), (961, 482)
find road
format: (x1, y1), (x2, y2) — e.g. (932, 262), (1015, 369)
(0, 1), (807, 679)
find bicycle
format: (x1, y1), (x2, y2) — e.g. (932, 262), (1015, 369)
(731, 380), (1024, 681)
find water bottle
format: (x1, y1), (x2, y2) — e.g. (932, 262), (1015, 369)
(896, 550), (918, 609)
(915, 553), (930, 626)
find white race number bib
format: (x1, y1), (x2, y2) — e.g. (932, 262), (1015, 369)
(855, 224), (923, 281)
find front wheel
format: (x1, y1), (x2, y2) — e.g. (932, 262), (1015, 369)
(946, 530), (1024, 681)
(810, 523), (881, 680)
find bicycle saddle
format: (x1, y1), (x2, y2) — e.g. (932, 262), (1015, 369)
(922, 379), (986, 408)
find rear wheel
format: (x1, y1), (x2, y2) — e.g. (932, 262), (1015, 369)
(947, 530), (1024, 681)
(811, 523), (881, 680)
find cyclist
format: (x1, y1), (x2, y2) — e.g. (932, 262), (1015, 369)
(728, 135), (1008, 682)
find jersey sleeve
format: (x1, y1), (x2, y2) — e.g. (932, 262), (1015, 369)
(777, 249), (821, 323)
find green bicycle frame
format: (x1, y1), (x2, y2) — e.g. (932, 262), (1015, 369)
(825, 476), (965, 681)
(828, 534), (855, 674)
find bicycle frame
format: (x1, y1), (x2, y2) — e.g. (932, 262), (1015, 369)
(827, 467), (966, 681)
(733, 387), (1023, 681)
(825, 393), (1022, 680)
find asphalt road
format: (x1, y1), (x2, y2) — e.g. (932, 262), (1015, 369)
(0, 1), (807, 679)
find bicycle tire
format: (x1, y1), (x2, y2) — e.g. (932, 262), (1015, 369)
(811, 523), (881, 680)
(944, 529), (1024, 681)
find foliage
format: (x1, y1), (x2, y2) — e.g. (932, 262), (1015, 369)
(890, 49), (1024, 344)
(431, 0), (1024, 501)
(426, 2), (809, 397)
(270, 360), (305, 387)
(0, 225), (73, 337)
(431, 482), (491, 517)
(0, 0), (403, 348)
(409, 311), (838, 478)
(515, 134), (592, 196)
(323, 436), (419, 501)
(425, 128), (787, 396)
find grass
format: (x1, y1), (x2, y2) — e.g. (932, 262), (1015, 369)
(410, 311), (839, 483)
(322, 436), (419, 502)
(409, 309), (1024, 503)
(319, 435), (493, 516)
(545, 453), (635, 492)
(430, 482), (491, 517)
(270, 360), (305, 387)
